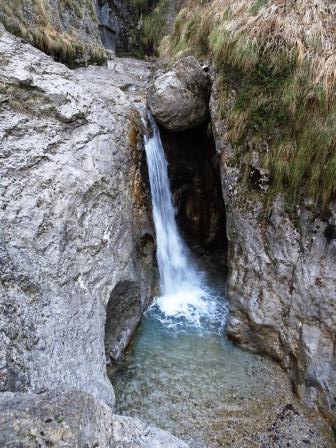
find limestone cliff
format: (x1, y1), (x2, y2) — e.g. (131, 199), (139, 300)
(0, 20), (158, 400)
(0, 25), (191, 447)
(210, 78), (336, 430)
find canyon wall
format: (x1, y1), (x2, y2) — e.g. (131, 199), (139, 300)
(0, 21), (158, 401)
(97, 0), (144, 56)
(0, 26), (191, 447)
(210, 77), (336, 429)
(146, 54), (335, 430)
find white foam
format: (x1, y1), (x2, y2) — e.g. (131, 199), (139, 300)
(157, 284), (207, 324)
(145, 281), (227, 332)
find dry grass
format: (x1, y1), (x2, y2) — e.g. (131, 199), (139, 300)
(60, 0), (83, 18)
(163, 0), (336, 207)
(0, 0), (106, 67)
(0, 80), (54, 115)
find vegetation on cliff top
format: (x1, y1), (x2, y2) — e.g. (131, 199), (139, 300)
(125, 0), (170, 56)
(0, 0), (107, 67)
(141, 0), (169, 55)
(162, 0), (336, 207)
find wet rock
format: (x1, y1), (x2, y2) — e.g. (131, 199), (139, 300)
(210, 76), (336, 429)
(97, 0), (142, 56)
(147, 56), (210, 131)
(113, 415), (189, 447)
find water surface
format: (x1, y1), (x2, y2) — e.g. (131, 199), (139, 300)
(111, 271), (300, 447)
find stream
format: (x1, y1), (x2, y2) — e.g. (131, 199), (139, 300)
(110, 110), (332, 447)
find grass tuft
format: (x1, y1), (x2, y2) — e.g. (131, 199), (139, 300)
(0, 0), (106, 67)
(162, 0), (336, 208)
(60, 0), (83, 18)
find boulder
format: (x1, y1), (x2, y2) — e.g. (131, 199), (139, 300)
(147, 56), (210, 131)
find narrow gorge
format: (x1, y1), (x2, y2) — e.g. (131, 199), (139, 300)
(0, 0), (335, 447)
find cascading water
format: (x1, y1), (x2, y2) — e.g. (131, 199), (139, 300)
(109, 110), (329, 448)
(142, 110), (225, 329)
(143, 111), (199, 294)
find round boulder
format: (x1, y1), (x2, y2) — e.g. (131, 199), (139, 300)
(147, 56), (210, 132)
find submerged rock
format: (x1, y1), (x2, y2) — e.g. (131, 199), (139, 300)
(113, 415), (189, 447)
(147, 56), (210, 131)
(252, 403), (334, 448)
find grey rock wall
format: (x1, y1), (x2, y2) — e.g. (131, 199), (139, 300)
(0, 24), (193, 448)
(97, 0), (136, 55)
(210, 77), (336, 429)
(0, 27), (156, 406)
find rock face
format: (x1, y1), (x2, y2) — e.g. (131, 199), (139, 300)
(97, 0), (142, 56)
(210, 78), (336, 429)
(0, 24), (189, 448)
(0, 390), (189, 447)
(0, 0), (107, 66)
(147, 56), (210, 131)
(0, 24), (181, 445)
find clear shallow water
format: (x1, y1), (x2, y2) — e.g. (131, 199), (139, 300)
(110, 271), (300, 447)
(111, 266), (336, 447)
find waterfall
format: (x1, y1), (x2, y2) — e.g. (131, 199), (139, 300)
(142, 110), (227, 329)
(143, 111), (199, 296)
